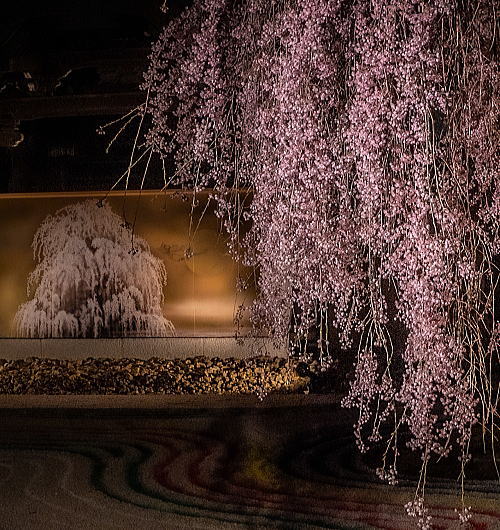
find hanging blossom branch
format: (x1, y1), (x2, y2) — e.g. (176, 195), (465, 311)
(134, 0), (498, 526)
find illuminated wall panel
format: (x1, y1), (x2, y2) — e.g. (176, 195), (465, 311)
(0, 190), (254, 337)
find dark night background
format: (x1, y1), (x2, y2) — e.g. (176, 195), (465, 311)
(0, 0), (190, 193)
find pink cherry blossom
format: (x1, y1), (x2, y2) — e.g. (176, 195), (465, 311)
(138, 1), (498, 525)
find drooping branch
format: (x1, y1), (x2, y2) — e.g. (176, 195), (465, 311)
(137, 0), (498, 525)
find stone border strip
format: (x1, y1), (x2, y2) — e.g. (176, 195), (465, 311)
(0, 337), (287, 360)
(0, 393), (337, 409)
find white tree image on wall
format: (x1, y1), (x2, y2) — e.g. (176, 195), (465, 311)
(15, 200), (175, 338)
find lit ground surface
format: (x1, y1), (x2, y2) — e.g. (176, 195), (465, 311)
(0, 395), (498, 530)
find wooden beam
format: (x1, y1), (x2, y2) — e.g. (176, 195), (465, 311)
(6, 48), (148, 76)
(0, 92), (144, 121)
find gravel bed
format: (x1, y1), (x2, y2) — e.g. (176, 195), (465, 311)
(0, 357), (309, 395)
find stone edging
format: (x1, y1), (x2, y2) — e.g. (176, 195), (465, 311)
(0, 337), (287, 360)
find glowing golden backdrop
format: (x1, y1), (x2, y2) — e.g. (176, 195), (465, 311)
(0, 190), (254, 337)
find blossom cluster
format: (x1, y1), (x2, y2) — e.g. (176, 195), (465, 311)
(141, 0), (498, 524)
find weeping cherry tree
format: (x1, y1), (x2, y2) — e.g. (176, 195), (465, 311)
(103, 0), (498, 526)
